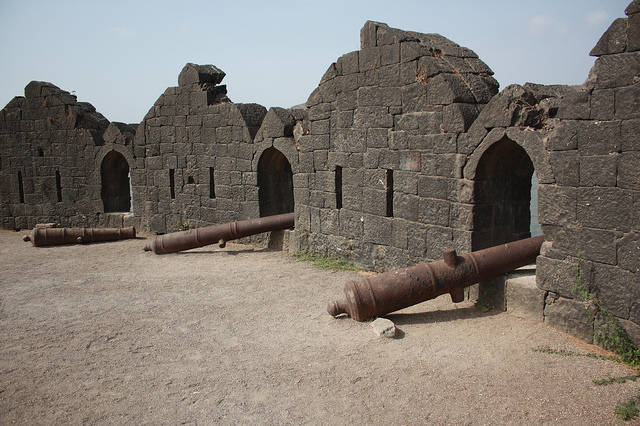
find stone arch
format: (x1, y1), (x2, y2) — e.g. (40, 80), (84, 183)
(469, 136), (537, 251)
(100, 150), (131, 213)
(463, 128), (553, 183)
(257, 147), (294, 217)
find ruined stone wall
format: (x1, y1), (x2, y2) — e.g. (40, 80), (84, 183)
(534, 2), (640, 342)
(0, 3), (638, 346)
(0, 81), (137, 230)
(134, 63), (268, 233)
(290, 21), (499, 271)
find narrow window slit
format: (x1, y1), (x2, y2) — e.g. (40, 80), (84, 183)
(55, 170), (62, 202)
(386, 169), (394, 218)
(335, 166), (342, 210)
(18, 171), (24, 203)
(169, 169), (175, 199)
(209, 167), (215, 198)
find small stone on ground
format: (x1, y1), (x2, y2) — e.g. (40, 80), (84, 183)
(371, 317), (396, 338)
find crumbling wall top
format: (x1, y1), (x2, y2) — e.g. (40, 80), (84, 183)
(178, 63), (226, 87)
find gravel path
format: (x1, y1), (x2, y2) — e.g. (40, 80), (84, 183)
(0, 229), (638, 424)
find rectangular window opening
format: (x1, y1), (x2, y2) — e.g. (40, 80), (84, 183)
(18, 171), (24, 203)
(335, 166), (342, 210)
(55, 170), (62, 202)
(209, 167), (216, 198)
(169, 169), (175, 199)
(386, 169), (394, 218)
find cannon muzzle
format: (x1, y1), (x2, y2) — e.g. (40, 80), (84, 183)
(26, 226), (136, 247)
(328, 235), (544, 321)
(144, 212), (295, 254)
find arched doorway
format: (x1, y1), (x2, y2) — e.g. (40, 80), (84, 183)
(472, 137), (536, 251)
(101, 150), (131, 213)
(258, 147), (294, 217)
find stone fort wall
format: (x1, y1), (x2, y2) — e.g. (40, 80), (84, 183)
(1, 2), (638, 344)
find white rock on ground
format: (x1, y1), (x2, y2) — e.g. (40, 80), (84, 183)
(371, 317), (396, 338)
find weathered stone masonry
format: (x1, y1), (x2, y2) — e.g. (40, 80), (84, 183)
(0, 81), (137, 230)
(290, 21), (500, 272)
(0, 2), (638, 344)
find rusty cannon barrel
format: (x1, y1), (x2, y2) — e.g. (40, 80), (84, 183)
(328, 235), (544, 322)
(24, 226), (136, 247)
(144, 212), (295, 254)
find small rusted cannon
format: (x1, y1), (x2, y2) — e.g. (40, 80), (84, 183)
(144, 212), (294, 254)
(24, 226), (136, 247)
(328, 235), (544, 321)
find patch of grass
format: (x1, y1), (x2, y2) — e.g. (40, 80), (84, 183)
(594, 310), (640, 368)
(532, 345), (619, 363)
(615, 396), (640, 421)
(593, 374), (640, 386)
(291, 251), (360, 272)
(570, 253), (640, 367)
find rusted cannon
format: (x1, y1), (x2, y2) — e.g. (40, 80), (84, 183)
(24, 226), (136, 247)
(328, 235), (544, 321)
(144, 212), (295, 254)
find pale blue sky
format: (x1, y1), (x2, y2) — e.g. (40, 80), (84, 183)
(0, 0), (630, 124)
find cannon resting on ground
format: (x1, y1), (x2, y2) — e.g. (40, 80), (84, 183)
(144, 212), (295, 254)
(24, 226), (136, 247)
(328, 235), (544, 321)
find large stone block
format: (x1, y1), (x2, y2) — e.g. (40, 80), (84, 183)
(579, 154), (617, 187)
(578, 120), (620, 155)
(618, 151), (640, 190)
(449, 202), (474, 230)
(443, 103), (478, 133)
(339, 208), (363, 239)
(547, 120), (578, 151)
(506, 274), (545, 322)
(537, 255), (591, 299)
(553, 226), (618, 265)
(628, 12), (640, 52)
(619, 318), (640, 347)
(319, 208), (339, 235)
(577, 187), (634, 231)
(178, 63), (225, 87)
(590, 18), (628, 56)
(362, 188), (387, 216)
(363, 214), (393, 245)
(394, 170), (418, 194)
(395, 111), (442, 134)
(418, 198), (450, 227)
(590, 89), (615, 120)
(357, 86), (400, 107)
(590, 53), (640, 89)
(425, 73), (475, 105)
(417, 176), (452, 200)
(621, 118), (640, 151)
(342, 185), (363, 211)
(366, 128), (388, 149)
(593, 263), (636, 318)
(544, 296), (594, 343)
(407, 223), (428, 259)
(334, 129), (366, 152)
(538, 184), (577, 226)
(426, 226), (453, 261)
(393, 192), (418, 221)
(617, 231), (640, 273)
(337, 50), (359, 75)
(615, 85), (640, 120)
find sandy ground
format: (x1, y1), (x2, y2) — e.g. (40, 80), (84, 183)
(1, 229), (639, 425)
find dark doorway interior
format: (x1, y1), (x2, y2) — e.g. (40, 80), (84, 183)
(258, 147), (294, 217)
(472, 137), (534, 251)
(101, 150), (131, 213)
